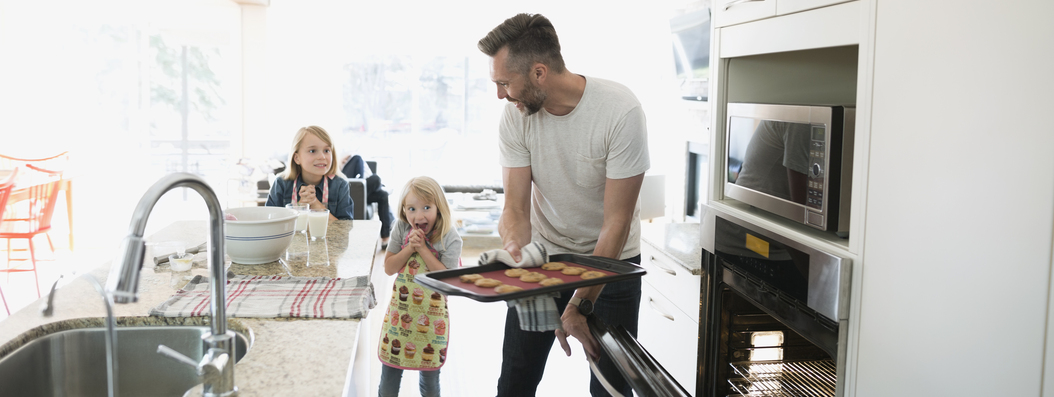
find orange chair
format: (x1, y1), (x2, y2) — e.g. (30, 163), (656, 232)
(0, 151), (72, 250)
(0, 168), (18, 314)
(0, 165), (62, 298)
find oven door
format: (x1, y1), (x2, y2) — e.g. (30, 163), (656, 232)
(587, 315), (693, 397)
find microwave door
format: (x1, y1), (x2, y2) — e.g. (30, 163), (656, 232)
(588, 315), (692, 397)
(726, 117), (817, 227)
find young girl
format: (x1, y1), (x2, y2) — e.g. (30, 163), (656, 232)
(378, 176), (462, 397)
(265, 126), (354, 220)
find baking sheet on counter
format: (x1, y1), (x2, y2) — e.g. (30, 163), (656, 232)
(415, 254), (646, 302)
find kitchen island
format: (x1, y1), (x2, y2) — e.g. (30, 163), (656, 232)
(0, 219), (381, 396)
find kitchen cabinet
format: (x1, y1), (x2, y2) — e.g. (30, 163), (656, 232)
(707, 0), (1054, 396)
(713, 0), (853, 28)
(708, 0), (863, 256)
(636, 242), (701, 393)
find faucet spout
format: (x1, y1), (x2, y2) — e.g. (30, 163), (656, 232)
(104, 172), (237, 397)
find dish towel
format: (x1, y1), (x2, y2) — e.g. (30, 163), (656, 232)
(478, 241), (548, 268)
(479, 242), (561, 331)
(149, 275), (376, 319)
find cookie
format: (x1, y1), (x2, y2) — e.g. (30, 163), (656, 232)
(459, 274), (483, 283)
(504, 268), (529, 277)
(495, 285), (524, 294)
(561, 267), (587, 276)
(519, 272), (547, 283)
(541, 262), (567, 271)
(539, 278), (565, 287)
(475, 278), (503, 288)
(581, 270), (605, 279)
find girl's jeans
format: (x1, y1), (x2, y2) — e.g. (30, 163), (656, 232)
(378, 364), (441, 397)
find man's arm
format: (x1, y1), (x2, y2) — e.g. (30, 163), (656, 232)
(558, 173), (645, 360)
(499, 166), (533, 260)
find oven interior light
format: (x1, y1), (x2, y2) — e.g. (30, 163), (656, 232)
(750, 331), (784, 362)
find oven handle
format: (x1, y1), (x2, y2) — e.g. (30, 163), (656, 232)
(648, 297), (676, 321)
(648, 255), (677, 276)
(588, 356), (626, 397)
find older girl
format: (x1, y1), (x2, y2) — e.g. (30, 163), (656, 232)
(265, 125), (354, 220)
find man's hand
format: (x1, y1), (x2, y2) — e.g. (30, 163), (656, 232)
(503, 241), (522, 263)
(556, 305), (600, 361)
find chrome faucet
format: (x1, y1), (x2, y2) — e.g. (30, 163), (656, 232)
(105, 173), (237, 397)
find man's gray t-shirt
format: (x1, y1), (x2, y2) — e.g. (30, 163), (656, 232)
(498, 76), (650, 259)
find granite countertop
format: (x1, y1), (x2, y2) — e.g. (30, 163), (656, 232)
(0, 219), (381, 397)
(640, 222), (703, 275)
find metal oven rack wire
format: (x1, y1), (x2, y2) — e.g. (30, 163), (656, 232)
(727, 360), (836, 397)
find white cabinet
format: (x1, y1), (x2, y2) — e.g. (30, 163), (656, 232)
(636, 243), (701, 393)
(853, 3), (1054, 397)
(713, 0), (853, 28)
(713, 0), (775, 28)
(708, 0), (1054, 396)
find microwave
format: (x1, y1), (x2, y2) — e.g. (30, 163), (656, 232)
(724, 103), (855, 237)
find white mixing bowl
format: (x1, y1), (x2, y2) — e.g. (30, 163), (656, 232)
(223, 206), (298, 264)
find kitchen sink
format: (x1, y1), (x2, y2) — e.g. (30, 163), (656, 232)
(0, 325), (252, 397)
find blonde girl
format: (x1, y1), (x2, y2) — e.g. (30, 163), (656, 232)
(265, 125), (354, 220)
(378, 176), (462, 397)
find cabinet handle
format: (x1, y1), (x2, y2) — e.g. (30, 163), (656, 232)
(648, 297), (676, 321)
(649, 255), (677, 276)
(724, 0), (765, 10)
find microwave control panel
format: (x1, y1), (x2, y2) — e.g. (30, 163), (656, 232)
(806, 125), (827, 211)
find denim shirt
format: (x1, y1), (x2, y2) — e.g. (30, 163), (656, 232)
(265, 174), (354, 220)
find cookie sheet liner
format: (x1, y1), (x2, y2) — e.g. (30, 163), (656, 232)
(415, 254), (646, 302)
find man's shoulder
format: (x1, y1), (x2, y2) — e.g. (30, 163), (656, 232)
(585, 76), (636, 97)
(583, 76), (641, 109)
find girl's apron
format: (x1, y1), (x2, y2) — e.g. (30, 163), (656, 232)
(378, 234), (449, 370)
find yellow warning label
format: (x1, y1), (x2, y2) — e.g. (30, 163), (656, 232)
(745, 233), (769, 258)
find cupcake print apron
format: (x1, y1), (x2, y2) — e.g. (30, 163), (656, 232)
(378, 236), (449, 370)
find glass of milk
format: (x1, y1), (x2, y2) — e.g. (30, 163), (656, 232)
(308, 208), (330, 241)
(286, 203), (309, 234)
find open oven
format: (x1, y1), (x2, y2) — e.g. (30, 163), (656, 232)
(698, 208), (851, 397)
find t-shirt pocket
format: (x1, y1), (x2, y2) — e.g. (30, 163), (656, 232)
(574, 154), (606, 189)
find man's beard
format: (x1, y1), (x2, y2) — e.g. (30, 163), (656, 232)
(515, 79), (546, 116)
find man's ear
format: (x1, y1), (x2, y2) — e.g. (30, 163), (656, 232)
(532, 62), (548, 84)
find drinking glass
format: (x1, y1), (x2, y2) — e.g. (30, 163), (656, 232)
(308, 208), (330, 240)
(285, 203), (309, 234)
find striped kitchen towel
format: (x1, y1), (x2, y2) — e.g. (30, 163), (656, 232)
(149, 275), (376, 319)
(508, 292), (562, 332)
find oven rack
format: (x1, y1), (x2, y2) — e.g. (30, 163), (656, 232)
(727, 360), (836, 397)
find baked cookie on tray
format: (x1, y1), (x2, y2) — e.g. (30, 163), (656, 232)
(519, 272), (547, 283)
(460, 274), (484, 283)
(541, 262), (567, 271)
(474, 278), (503, 288)
(495, 285), (524, 294)
(561, 267), (587, 276)
(504, 268), (529, 277)
(539, 278), (565, 287)
(581, 271), (605, 280)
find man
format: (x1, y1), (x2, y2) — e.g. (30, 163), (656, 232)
(478, 13), (650, 397)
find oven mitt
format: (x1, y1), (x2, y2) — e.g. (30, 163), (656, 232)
(508, 292), (562, 332)
(478, 241), (548, 268)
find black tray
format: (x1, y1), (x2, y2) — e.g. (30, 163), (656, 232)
(414, 254), (646, 302)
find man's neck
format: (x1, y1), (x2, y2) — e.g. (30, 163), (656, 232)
(543, 72), (586, 116)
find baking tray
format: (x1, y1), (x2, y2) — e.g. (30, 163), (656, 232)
(414, 254), (646, 302)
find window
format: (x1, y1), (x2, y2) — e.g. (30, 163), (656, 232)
(339, 55), (503, 190)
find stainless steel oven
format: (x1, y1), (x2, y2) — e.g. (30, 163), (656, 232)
(698, 208), (851, 396)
